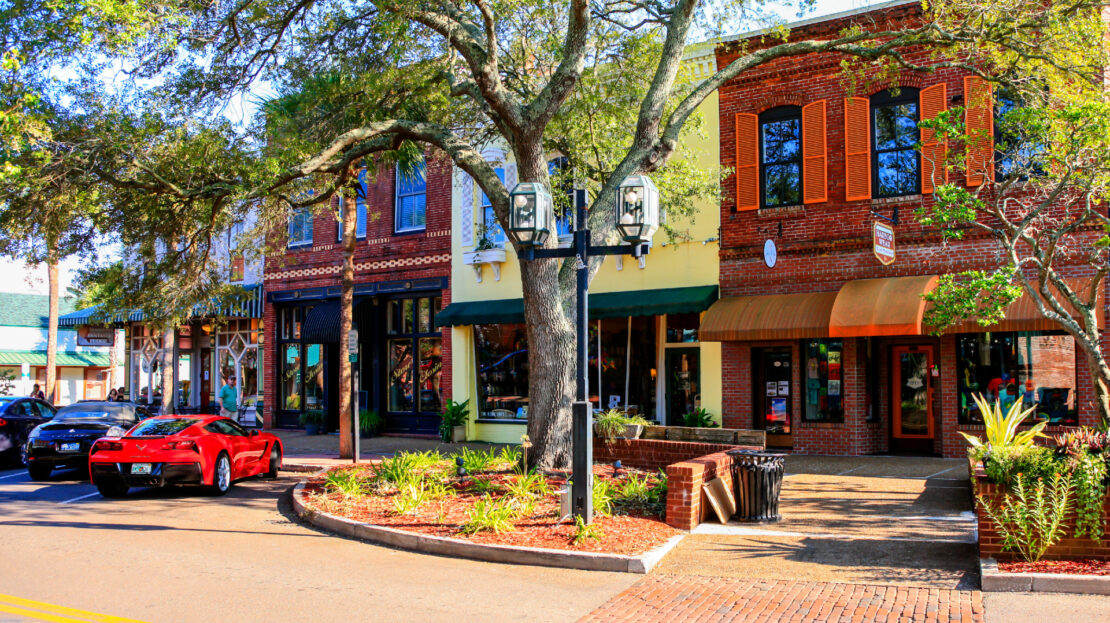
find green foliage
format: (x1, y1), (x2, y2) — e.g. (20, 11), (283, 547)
(439, 399), (470, 442)
(455, 447), (499, 473)
(370, 453), (422, 488)
(592, 476), (614, 517)
(298, 410), (326, 427)
(1070, 452), (1107, 542)
(681, 408), (720, 428)
(359, 409), (381, 435)
(498, 446), (524, 473)
(571, 515), (604, 545)
(0, 369), (15, 395)
(923, 271), (1025, 335)
(594, 409), (651, 440)
(505, 472), (552, 500)
(981, 472), (1074, 563)
(392, 479), (433, 515)
(959, 394), (1046, 452)
(460, 497), (517, 535)
(983, 446), (1058, 488)
(404, 450), (446, 471)
(468, 478), (503, 495)
(615, 473), (660, 504)
(323, 469), (366, 497)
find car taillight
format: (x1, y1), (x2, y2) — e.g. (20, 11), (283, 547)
(0, 418), (7, 426)
(91, 440), (123, 454)
(161, 440), (198, 452)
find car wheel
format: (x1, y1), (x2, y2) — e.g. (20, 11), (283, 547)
(96, 481), (129, 498)
(264, 445), (281, 479)
(27, 463), (51, 481)
(210, 452), (232, 496)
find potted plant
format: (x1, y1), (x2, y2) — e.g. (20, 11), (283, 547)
(439, 399), (470, 443)
(462, 225), (508, 281)
(299, 409), (326, 436)
(593, 409), (650, 441)
(359, 409), (381, 438)
(681, 407), (720, 428)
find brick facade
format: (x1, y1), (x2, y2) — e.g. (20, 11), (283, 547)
(262, 153), (453, 431)
(713, 3), (1108, 457)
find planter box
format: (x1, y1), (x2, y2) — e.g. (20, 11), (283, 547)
(462, 248), (508, 282)
(593, 423), (643, 440)
(451, 425), (466, 443)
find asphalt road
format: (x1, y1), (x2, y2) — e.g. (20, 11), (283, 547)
(0, 465), (636, 623)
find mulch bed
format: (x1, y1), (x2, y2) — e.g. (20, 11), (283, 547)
(999, 559), (1110, 576)
(301, 463), (678, 556)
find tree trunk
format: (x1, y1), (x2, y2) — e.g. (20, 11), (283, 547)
(45, 260), (58, 404)
(515, 145), (578, 470)
(338, 194), (357, 459)
(161, 327), (174, 415)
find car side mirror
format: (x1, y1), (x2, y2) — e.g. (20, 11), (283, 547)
(251, 430), (259, 437)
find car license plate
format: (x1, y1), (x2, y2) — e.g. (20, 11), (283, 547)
(60, 442), (80, 453)
(131, 463), (152, 475)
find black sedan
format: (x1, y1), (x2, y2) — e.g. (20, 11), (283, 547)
(25, 402), (150, 480)
(0, 397), (56, 467)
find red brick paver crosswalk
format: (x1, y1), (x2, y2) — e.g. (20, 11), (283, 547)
(579, 575), (983, 623)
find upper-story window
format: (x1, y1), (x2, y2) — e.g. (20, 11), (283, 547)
(288, 208), (313, 247)
(480, 167), (506, 245)
(395, 158), (427, 233)
(227, 222), (245, 282)
(759, 106), (803, 208)
(338, 168), (369, 241)
(871, 88), (920, 198)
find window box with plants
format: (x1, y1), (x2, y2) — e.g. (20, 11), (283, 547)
(440, 399), (470, 443)
(299, 410), (326, 436)
(462, 228), (507, 282)
(593, 409), (651, 441)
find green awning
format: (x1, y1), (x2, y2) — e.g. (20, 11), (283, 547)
(436, 285), (718, 327)
(0, 350), (113, 367)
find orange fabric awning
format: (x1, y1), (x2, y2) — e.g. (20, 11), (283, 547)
(829, 275), (939, 338)
(700, 292), (838, 342)
(940, 278), (1105, 333)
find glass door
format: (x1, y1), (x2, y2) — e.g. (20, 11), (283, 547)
(664, 348), (700, 425)
(753, 347), (792, 448)
(892, 345), (935, 439)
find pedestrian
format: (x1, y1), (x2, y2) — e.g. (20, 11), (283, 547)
(116, 387), (127, 401)
(219, 376), (238, 420)
(30, 384), (45, 401)
(108, 388), (118, 401)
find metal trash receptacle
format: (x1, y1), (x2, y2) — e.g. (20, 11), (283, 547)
(727, 450), (786, 522)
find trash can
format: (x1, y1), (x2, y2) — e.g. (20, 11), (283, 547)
(727, 450), (786, 522)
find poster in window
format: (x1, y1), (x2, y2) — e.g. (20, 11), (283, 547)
(777, 381), (790, 396)
(769, 398), (788, 426)
(766, 382), (777, 396)
(828, 380), (841, 396)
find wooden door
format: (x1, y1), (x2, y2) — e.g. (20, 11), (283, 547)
(892, 346), (935, 440)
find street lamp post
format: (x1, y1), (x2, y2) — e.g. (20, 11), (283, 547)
(513, 178), (659, 524)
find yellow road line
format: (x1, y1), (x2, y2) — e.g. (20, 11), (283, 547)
(0, 595), (149, 623)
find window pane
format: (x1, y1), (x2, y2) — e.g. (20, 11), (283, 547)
(876, 150), (918, 197)
(388, 339), (414, 412)
(803, 339), (844, 422)
(402, 299), (414, 334)
(418, 298), (432, 333)
(482, 205), (506, 244)
(956, 332), (1077, 425)
(476, 324), (530, 418)
(418, 338), (443, 412)
(305, 344), (325, 411)
(397, 160), (426, 195)
(282, 344), (302, 410)
(874, 103), (918, 149)
(764, 163), (802, 207)
(666, 313), (700, 343)
(240, 349), (258, 405)
(762, 118), (800, 163)
(387, 300), (402, 334)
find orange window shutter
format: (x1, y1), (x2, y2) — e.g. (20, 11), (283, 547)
(919, 83), (948, 194)
(964, 76), (994, 186)
(802, 100), (828, 204)
(844, 97), (871, 201)
(735, 113), (759, 210)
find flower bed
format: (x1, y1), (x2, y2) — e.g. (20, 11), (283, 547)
(299, 447), (679, 556)
(999, 559), (1110, 576)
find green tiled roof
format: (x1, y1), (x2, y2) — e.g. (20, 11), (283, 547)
(0, 293), (79, 328)
(0, 350), (112, 367)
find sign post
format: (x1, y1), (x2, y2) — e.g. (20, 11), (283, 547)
(348, 328), (359, 464)
(873, 221), (896, 265)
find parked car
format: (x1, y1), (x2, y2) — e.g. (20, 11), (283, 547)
(0, 397), (56, 467)
(89, 415), (282, 498)
(24, 402), (150, 480)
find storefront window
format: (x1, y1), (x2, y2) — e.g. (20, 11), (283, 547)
(388, 338), (414, 412)
(304, 344), (325, 410)
(418, 338), (443, 412)
(956, 332), (1077, 425)
(176, 354), (191, 407)
(666, 313), (699, 343)
(589, 316), (658, 416)
(803, 339), (844, 422)
(282, 344), (302, 410)
(476, 324), (529, 417)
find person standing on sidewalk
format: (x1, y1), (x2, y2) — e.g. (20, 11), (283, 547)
(219, 377), (238, 420)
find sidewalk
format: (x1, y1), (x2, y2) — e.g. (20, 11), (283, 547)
(273, 430), (508, 472)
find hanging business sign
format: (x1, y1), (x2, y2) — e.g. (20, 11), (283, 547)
(77, 327), (115, 347)
(763, 239), (778, 269)
(873, 221), (896, 265)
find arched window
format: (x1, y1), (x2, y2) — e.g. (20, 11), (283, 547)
(759, 106), (803, 208)
(870, 88), (920, 198)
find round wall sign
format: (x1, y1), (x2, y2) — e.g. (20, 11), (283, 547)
(763, 239), (777, 268)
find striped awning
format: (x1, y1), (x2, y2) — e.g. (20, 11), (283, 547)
(58, 283), (264, 327)
(0, 350), (112, 367)
(829, 275), (939, 337)
(701, 292), (837, 341)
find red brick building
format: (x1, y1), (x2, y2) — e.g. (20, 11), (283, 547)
(262, 154), (453, 435)
(703, 1), (1107, 457)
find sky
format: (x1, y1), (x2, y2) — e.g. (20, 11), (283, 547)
(0, 0), (877, 297)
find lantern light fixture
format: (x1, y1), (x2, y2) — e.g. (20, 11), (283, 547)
(508, 182), (553, 247)
(616, 174), (660, 244)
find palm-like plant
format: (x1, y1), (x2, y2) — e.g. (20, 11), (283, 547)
(960, 393), (1047, 450)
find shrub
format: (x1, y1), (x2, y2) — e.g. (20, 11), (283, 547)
(393, 478), (432, 515)
(324, 469), (366, 496)
(469, 477), (503, 495)
(460, 497), (517, 534)
(371, 453), (422, 488)
(456, 447), (499, 473)
(983, 445), (1058, 487)
(594, 409), (652, 440)
(1069, 451), (1107, 541)
(571, 515), (604, 545)
(616, 473), (658, 503)
(359, 409), (381, 436)
(681, 407), (719, 428)
(981, 472), (1073, 562)
(592, 476), (614, 517)
(960, 393), (1046, 452)
(505, 472), (551, 499)
(439, 399), (470, 442)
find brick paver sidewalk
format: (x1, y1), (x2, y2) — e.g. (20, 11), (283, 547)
(579, 575), (982, 623)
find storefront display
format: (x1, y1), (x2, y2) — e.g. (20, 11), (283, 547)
(475, 323), (529, 418)
(803, 339), (844, 422)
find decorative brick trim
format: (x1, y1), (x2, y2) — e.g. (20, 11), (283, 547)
(754, 94), (805, 113)
(264, 253), (450, 281)
(427, 229), (451, 238)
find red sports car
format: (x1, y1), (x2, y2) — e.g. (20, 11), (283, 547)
(89, 415), (283, 498)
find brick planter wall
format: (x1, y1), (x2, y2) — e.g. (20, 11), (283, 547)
(591, 438), (762, 531)
(974, 467), (1110, 561)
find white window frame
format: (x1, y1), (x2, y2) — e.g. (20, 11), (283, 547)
(288, 208), (313, 247)
(480, 167), (507, 245)
(394, 160), (427, 233)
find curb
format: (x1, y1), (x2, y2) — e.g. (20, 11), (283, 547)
(291, 479), (684, 573)
(980, 558), (1110, 595)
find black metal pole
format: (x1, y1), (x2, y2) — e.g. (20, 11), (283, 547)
(571, 189), (593, 523)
